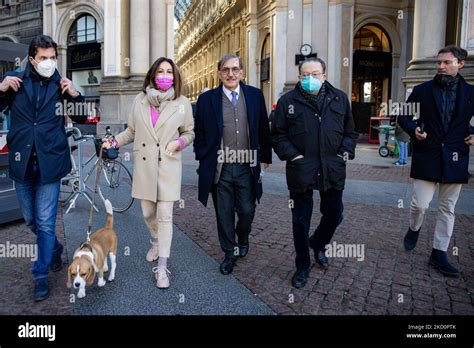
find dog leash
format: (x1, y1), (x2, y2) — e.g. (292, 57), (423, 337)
(86, 144), (104, 241)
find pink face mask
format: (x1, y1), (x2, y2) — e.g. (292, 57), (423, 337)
(155, 76), (174, 91)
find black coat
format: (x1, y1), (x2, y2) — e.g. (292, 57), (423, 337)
(271, 82), (358, 193)
(398, 76), (474, 184)
(0, 64), (85, 184)
(193, 82), (272, 207)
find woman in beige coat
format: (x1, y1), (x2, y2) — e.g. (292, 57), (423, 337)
(105, 57), (194, 289)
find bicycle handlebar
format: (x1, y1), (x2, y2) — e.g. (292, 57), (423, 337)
(65, 126), (95, 142)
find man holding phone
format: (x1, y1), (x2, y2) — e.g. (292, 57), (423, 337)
(398, 45), (474, 277)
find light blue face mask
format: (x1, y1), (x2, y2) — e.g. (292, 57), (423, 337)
(301, 75), (322, 93)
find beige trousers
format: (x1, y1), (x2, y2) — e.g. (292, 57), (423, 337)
(409, 179), (462, 251)
(141, 200), (174, 258)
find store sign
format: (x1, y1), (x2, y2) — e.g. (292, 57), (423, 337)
(68, 43), (101, 71)
(295, 53), (317, 66)
(353, 50), (392, 79)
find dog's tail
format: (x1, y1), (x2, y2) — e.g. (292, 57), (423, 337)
(104, 199), (113, 229)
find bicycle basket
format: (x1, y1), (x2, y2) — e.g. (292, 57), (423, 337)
(94, 138), (119, 160)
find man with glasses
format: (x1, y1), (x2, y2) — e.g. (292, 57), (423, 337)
(194, 54), (272, 275)
(398, 45), (474, 277)
(271, 57), (357, 288)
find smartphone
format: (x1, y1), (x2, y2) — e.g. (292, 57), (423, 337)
(419, 123), (425, 133)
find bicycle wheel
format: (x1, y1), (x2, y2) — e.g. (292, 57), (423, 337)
(97, 160), (134, 213)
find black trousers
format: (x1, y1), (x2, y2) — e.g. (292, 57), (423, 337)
(211, 163), (256, 258)
(290, 188), (344, 271)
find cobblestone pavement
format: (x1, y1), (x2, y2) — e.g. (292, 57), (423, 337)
(267, 161), (474, 189)
(173, 184), (474, 315)
(1, 142), (473, 316)
(0, 208), (73, 315)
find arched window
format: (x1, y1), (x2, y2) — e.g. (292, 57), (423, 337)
(353, 24), (391, 53)
(260, 34), (271, 83)
(68, 15), (98, 45)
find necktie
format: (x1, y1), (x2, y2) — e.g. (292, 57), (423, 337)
(231, 91), (238, 107)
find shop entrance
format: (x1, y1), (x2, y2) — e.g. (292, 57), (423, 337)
(352, 24), (392, 140)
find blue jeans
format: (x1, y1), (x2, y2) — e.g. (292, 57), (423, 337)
(397, 140), (408, 164)
(15, 163), (61, 280)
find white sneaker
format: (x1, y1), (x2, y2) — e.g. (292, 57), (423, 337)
(152, 266), (171, 289)
(146, 239), (159, 262)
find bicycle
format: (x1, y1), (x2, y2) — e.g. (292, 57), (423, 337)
(60, 126), (134, 213)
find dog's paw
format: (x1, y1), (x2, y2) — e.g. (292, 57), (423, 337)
(98, 278), (106, 287)
(77, 289), (86, 298)
(108, 274), (115, 282)
(103, 265), (109, 272)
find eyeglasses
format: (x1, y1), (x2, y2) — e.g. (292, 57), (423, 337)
(301, 72), (324, 78)
(220, 67), (241, 75)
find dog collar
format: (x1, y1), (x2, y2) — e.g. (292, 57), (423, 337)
(74, 250), (94, 262)
(74, 250), (99, 272)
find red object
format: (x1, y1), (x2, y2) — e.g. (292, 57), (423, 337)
(0, 134), (8, 154)
(272, 104), (277, 110)
(86, 115), (100, 124)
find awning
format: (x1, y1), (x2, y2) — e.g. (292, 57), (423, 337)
(0, 41), (29, 62)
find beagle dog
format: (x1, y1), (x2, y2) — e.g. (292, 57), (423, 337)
(67, 199), (118, 298)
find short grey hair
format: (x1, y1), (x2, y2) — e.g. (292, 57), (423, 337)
(218, 54), (244, 71)
(299, 57), (327, 74)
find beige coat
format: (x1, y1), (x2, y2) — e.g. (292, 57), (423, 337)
(114, 92), (195, 202)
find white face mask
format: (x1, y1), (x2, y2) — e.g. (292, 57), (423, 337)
(31, 58), (57, 78)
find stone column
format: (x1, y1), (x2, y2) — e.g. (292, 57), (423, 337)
(412, 0), (447, 60)
(285, 0), (303, 86)
(302, 0), (312, 47)
(166, 0), (175, 59)
(150, 0), (166, 62)
(98, 0), (131, 134)
(103, 0), (129, 79)
(246, 0), (259, 87)
(273, 1), (288, 100)
(404, 0), (448, 89)
(327, 0), (354, 96)
(130, 0), (150, 77)
(311, 0), (328, 62)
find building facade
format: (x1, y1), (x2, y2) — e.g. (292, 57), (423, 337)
(175, 0), (474, 136)
(0, 0), (43, 80)
(175, 0), (283, 111)
(42, 0), (175, 133)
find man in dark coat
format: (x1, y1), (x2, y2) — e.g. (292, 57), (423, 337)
(0, 35), (84, 300)
(399, 45), (474, 277)
(271, 57), (358, 288)
(194, 54), (272, 275)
